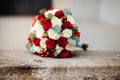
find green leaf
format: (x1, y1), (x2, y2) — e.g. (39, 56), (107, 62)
(29, 33), (35, 40)
(63, 9), (72, 16)
(52, 49), (59, 57)
(26, 43), (32, 51)
(52, 25), (61, 33)
(68, 38), (76, 47)
(47, 13), (53, 19)
(39, 8), (47, 13)
(74, 25), (79, 28)
(73, 25), (78, 32)
(53, 51), (58, 57)
(26, 43), (30, 50)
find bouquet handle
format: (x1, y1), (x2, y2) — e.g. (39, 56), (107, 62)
(76, 41), (88, 51)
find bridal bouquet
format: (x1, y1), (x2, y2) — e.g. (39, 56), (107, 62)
(26, 8), (87, 58)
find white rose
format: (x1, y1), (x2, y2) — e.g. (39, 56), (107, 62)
(32, 44), (42, 52)
(40, 38), (47, 49)
(31, 20), (40, 32)
(36, 24), (45, 39)
(55, 45), (63, 54)
(51, 16), (62, 27)
(44, 9), (58, 18)
(67, 15), (76, 24)
(62, 29), (72, 38)
(47, 29), (60, 40)
(65, 43), (74, 51)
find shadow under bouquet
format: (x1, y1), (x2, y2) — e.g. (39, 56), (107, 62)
(26, 8), (88, 58)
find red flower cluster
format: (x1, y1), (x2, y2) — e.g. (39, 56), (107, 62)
(34, 38), (40, 46)
(46, 39), (56, 50)
(59, 50), (70, 58)
(55, 10), (64, 18)
(62, 20), (73, 30)
(43, 21), (52, 31)
(37, 13), (45, 20)
(73, 32), (80, 38)
(48, 8), (54, 10)
(35, 49), (55, 58)
(57, 36), (68, 48)
(48, 52), (55, 58)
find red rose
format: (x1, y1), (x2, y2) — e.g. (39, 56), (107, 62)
(59, 50), (70, 58)
(34, 52), (39, 55)
(73, 32), (80, 38)
(55, 10), (64, 18)
(57, 36), (68, 48)
(46, 39), (56, 50)
(43, 21), (52, 31)
(62, 20), (73, 30)
(33, 38), (40, 46)
(48, 52), (55, 58)
(37, 13), (45, 20)
(48, 8), (54, 10)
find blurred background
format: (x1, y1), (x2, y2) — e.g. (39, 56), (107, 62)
(0, 0), (120, 51)
(0, 0), (51, 15)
